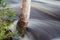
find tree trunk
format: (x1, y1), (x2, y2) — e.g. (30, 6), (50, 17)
(17, 0), (31, 37)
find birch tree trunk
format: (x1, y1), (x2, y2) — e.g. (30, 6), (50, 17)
(17, 0), (31, 37)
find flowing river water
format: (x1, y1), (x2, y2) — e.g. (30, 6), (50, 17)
(2, 0), (60, 40)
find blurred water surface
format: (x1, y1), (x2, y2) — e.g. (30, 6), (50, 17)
(1, 0), (60, 40)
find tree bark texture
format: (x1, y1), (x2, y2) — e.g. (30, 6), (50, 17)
(17, 0), (31, 37)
